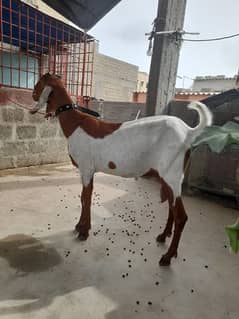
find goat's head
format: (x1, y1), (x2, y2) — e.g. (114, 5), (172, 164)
(31, 73), (67, 117)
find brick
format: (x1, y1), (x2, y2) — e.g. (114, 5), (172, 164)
(39, 123), (57, 138)
(0, 125), (12, 139)
(28, 111), (45, 123)
(2, 108), (24, 122)
(44, 139), (67, 155)
(0, 157), (15, 169)
(17, 125), (36, 139)
(41, 139), (69, 163)
(1, 141), (28, 156)
(27, 140), (46, 154)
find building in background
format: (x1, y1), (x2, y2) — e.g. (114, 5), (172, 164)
(136, 71), (148, 93)
(132, 71), (148, 103)
(175, 75), (238, 101)
(192, 75), (237, 92)
(132, 73), (238, 103)
(92, 44), (138, 102)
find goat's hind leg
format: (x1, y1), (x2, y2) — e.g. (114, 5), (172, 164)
(156, 206), (174, 243)
(159, 197), (188, 266)
(75, 176), (94, 240)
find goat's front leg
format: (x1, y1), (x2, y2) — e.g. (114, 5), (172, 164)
(159, 197), (188, 266)
(156, 181), (174, 243)
(75, 176), (94, 240)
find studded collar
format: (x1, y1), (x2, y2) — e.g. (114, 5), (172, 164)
(55, 104), (78, 117)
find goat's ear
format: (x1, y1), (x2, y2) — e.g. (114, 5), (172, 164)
(45, 72), (61, 79)
(44, 72), (52, 79)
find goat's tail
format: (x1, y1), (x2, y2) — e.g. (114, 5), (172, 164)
(187, 101), (213, 143)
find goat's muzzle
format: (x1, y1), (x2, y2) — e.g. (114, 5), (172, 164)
(30, 86), (53, 115)
(32, 92), (39, 102)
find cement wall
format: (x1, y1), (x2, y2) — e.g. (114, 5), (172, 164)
(90, 100), (146, 122)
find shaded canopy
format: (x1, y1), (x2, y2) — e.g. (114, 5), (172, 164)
(42, 0), (122, 30)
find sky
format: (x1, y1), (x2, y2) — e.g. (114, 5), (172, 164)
(91, 0), (239, 88)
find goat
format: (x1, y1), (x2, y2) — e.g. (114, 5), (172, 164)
(31, 73), (212, 266)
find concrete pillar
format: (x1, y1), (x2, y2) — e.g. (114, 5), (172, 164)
(146, 0), (187, 115)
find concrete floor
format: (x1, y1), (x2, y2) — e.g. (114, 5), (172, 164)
(0, 164), (238, 319)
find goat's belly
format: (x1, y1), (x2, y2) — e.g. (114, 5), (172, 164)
(95, 156), (151, 178)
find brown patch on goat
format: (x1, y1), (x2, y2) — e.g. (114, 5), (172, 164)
(108, 161), (116, 169)
(59, 111), (122, 139)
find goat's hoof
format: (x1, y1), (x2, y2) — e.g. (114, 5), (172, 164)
(75, 223), (81, 232)
(75, 224), (89, 240)
(159, 255), (171, 266)
(156, 234), (166, 243)
(156, 231), (172, 244)
(73, 228), (79, 234)
(78, 232), (89, 241)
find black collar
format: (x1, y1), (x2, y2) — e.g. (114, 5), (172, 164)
(55, 104), (78, 116)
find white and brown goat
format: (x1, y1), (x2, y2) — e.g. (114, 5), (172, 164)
(31, 73), (212, 266)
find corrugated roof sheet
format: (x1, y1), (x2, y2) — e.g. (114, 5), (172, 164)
(201, 89), (239, 109)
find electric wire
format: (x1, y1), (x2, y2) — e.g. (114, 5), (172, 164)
(183, 32), (239, 42)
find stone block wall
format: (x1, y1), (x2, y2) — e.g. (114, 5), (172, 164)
(0, 88), (69, 170)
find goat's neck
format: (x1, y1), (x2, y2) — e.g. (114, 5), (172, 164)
(49, 86), (82, 138)
(53, 86), (73, 107)
(58, 108), (83, 138)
